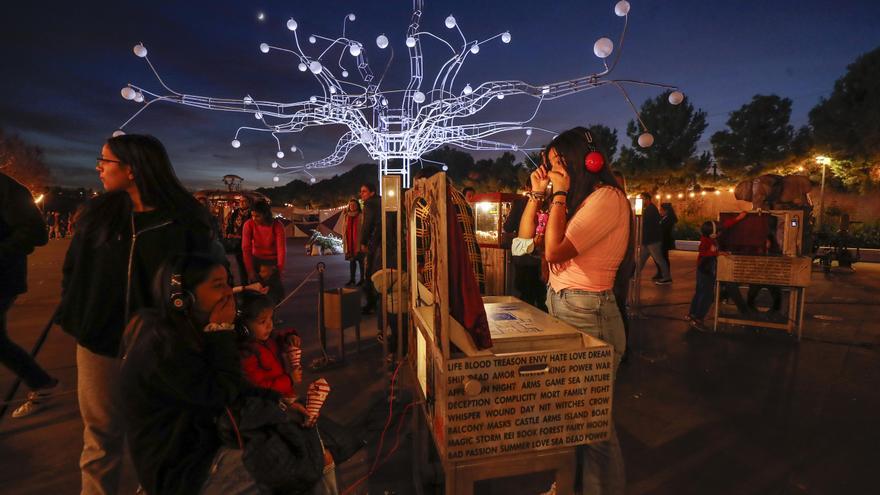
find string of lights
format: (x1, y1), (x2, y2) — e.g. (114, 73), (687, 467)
(115, 0), (682, 189)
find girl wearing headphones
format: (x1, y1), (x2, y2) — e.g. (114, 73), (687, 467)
(516, 127), (634, 495)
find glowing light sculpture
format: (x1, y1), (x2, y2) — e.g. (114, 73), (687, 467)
(116, 1), (679, 188)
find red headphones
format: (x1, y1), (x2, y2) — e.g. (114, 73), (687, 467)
(583, 130), (605, 173)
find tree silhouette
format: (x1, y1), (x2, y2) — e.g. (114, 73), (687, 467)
(710, 94), (794, 178)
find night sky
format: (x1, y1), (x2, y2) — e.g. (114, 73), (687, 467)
(2, 0), (879, 190)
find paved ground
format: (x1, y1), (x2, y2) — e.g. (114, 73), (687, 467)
(1, 239), (877, 494)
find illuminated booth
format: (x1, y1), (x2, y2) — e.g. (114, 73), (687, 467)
(470, 192), (521, 295)
(407, 173), (614, 494)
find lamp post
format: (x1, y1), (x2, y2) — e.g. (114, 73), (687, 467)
(630, 196), (644, 319)
(815, 155), (831, 229)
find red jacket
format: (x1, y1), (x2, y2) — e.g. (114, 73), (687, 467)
(239, 329), (299, 397)
(696, 216), (744, 266)
(242, 218), (286, 275)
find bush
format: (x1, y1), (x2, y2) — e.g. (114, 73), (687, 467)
(673, 219), (706, 241)
(852, 221), (880, 248)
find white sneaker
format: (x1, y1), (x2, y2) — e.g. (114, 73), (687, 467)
(12, 382), (58, 419)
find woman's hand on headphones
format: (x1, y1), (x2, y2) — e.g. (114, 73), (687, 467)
(530, 165), (550, 193)
(209, 295), (236, 325)
(548, 167), (570, 194)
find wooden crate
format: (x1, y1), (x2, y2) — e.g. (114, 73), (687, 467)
(717, 255), (812, 287)
(480, 247), (508, 296)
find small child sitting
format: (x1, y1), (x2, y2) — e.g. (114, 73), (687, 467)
(236, 292), (303, 409)
(686, 211), (747, 330)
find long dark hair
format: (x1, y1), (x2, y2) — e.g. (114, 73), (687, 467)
(547, 127), (636, 288)
(148, 253), (228, 354)
(77, 134), (212, 245)
(252, 201), (273, 224)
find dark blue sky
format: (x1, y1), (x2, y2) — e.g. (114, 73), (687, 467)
(2, 0), (878, 190)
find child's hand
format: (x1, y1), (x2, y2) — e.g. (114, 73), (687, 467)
(244, 282), (269, 294)
(291, 367), (303, 384)
(209, 295), (236, 325)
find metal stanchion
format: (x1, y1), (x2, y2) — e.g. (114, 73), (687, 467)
(311, 262), (343, 370)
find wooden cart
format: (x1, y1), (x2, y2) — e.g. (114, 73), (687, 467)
(407, 173), (615, 495)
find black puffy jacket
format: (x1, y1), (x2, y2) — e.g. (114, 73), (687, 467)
(0, 172), (48, 297)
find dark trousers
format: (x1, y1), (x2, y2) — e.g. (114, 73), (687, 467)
(233, 249), (248, 286)
(348, 256), (364, 283)
(654, 246), (671, 278)
(0, 294), (54, 390)
(688, 270), (716, 320)
(513, 262), (546, 311)
(362, 248), (381, 310)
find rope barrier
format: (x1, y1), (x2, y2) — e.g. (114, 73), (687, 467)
(274, 265), (321, 309)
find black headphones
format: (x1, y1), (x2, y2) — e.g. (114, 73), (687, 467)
(169, 258), (195, 313)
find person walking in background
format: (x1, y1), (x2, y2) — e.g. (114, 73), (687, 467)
(358, 183), (381, 314)
(242, 201), (287, 304)
(224, 195), (252, 285)
(45, 210), (57, 239)
(343, 198), (364, 286)
(637, 192), (672, 285)
(198, 196), (222, 241)
(60, 134), (216, 494)
(0, 171), (59, 419)
(654, 203), (678, 281)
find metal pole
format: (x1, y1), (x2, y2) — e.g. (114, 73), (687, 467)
(630, 215), (643, 319)
(817, 161), (826, 229)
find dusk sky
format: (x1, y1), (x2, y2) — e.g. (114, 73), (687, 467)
(2, 0), (879, 190)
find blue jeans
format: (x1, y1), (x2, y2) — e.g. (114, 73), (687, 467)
(688, 269), (716, 320)
(546, 288), (626, 495)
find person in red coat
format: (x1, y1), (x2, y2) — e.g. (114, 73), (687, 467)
(242, 201), (286, 304)
(342, 198), (364, 286)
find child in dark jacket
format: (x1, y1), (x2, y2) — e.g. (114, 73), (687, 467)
(236, 292), (340, 495)
(686, 211), (747, 330)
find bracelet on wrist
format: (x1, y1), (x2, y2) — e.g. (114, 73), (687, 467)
(551, 190), (568, 199)
(203, 322), (235, 333)
(527, 191), (546, 201)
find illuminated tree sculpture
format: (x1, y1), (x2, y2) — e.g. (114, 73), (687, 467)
(116, 0), (682, 188)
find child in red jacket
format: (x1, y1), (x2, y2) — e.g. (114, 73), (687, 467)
(236, 292), (304, 409)
(686, 211), (747, 330)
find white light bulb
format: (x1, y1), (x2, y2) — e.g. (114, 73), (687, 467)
(271, 161), (279, 168)
(442, 165), (449, 171)
(501, 32), (511, 44)
(112, 130), (126, 137)
(244, 96), (253, 104)
(413, 91), (426, 103)
(134, 92), (144, 103)
(308, 35), (317, 44)
(254, 112), (263, 119)
(329, 86), (337, 94)
(310, 177), (316, 183)
(360, 129), (374, 143)
(470, 44), (480, 54)
(257, 12), (265, 21)
(277, 151), (285, 158)
(614, 1), (631, 17)
(309, 61), (323, 74)
(348, 13), (356, 21)
(310, 96), (317, 103)
(290, 145), (298, 152)
(526, 129), (533, 136)
(273, 176), (280, 182)
(121, 87), (136, 100)
(497, 94), (504, 99)
(381, 98), (388, 106)
(406, 36), (416, 48)
(298, 62), (307, 72)
(542, 86), (550, 94)
(463, 84), (473, 95)
(668, 91), (684, 105)
(638, 132), (654, 148)
(349, 43), (362, 57)
(133, 43), (148, 58)
(341, 70), (349, 78)
(593, 37), (614, 58)
(376, 34), (389, 49)
(259, 43), (270, 54)
(287, 18), (298, 31)
(445, 15), (456, 29)
(231, 139), (241, 148)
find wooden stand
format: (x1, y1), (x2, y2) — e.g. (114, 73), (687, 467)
(322, 287), (362, 358)
(714, 255), (811, 340)
(407, 174), (613, 495)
